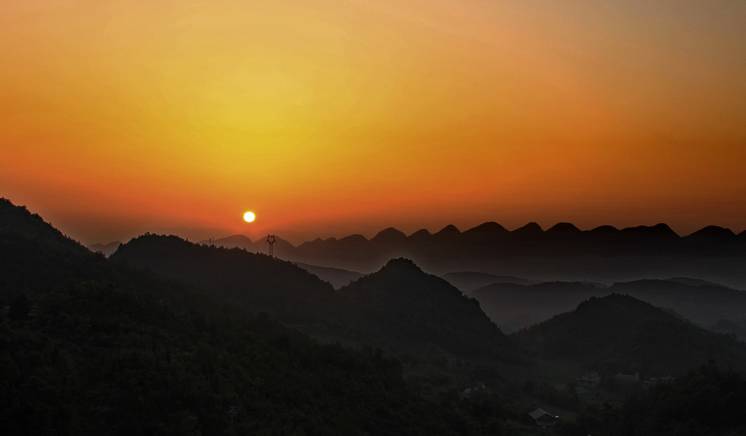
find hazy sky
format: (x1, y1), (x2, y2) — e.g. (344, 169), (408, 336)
(2, 0), (745, 244)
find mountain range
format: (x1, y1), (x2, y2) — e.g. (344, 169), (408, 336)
(190, 222), (746, 288)
(6, 196), (746, 434)
(91, 220), (746, 288)
(113, 234), (518, 362)
(204, 222), (746, 261)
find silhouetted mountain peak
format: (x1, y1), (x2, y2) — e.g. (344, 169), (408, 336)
(465, 221), (508, 234)
(0, 197), (87, 254)
(513, 222), (543, 235)
(380, 257), (423, 274)
(576, 293), (655, 314)
(220, 234), (253, 244)
(340, 234), (368, 243)
(120, 234), (191, 253)
(547, 222), (581, 234)
(435, 224), (461, 236)
(589, 224), (620, 234)
(622, 223), (678, 238)
(341, 257), (513, 358)
(516, 293), (746, 375)
(114, 233), (336, 311)
(408, 228), (432, 241)
(687, 225), (736, 240)
(372, 227), (407, 243)
(204, 234), (257, 251)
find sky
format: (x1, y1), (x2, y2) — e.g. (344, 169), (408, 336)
(1, 0), (745, 244)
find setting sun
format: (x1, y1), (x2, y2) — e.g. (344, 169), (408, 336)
(243, 211), (256, 223)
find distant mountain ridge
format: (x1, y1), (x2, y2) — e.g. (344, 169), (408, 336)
(207, 222), (746, 257)
(202, 222), (746, 286)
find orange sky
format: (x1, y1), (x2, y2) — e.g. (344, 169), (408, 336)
(1, 0), (745, 244)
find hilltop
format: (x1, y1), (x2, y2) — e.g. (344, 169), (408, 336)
(514, 294), (746, 376)
(471, 279), (746, 337)
(339, 258), (515, 360)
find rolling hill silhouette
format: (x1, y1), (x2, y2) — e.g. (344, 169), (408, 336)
(208, 220), (746, 286)
(0, 198), (476, 434)
(112, 234), (517, 361)
(472, 279), (746, 336)
(5, 196), (744, 433)
(0, 199), (111, 296)
(112, 234), (337, 320)
(514, 294), (746, 376)
(339, 258), (516, 360)
(0, 198), (89, 256)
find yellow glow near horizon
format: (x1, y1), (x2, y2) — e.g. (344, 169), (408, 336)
(1, 1), (745, 244)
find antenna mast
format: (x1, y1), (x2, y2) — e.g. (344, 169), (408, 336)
(266, 234), (277, 257)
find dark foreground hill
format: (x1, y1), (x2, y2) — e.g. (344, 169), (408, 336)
(0, 198), (506, 435)
(112, 234), (338, 321)
(112, 235), (517, 362)
(514, 294), (746, 376)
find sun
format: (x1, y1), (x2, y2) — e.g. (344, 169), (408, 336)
(242, 211), (256, 223)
